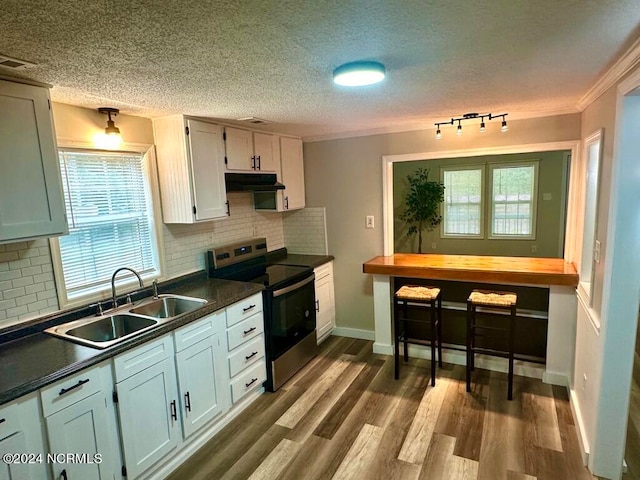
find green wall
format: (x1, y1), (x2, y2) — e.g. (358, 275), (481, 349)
(393, 150), (569, 257)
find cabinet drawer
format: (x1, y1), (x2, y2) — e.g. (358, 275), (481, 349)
(230, 362), (266, 404)
(41, 362), (108, 417)
(228, 335), (265, 378)
(227, 313), (264, 351)
(314, 261), (333, 280)
(0, 401), (20, 440)
(114, 334), (174, 382)
(226, 293), (263, 327)
(174, 310), (224, 353)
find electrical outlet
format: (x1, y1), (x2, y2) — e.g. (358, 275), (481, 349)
(366, 216), (375, 229)
(253, 224), (259, 236)
(582, 373), (588, 392)
(531, 245), (537, 253)
(431, 242), (436, 249)
(594, 240), (601, 263)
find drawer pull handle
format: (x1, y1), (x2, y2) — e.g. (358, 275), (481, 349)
(245, 377), (258, 388)
(315, 299), (320, 312)
(184, 392), (191, 412)
(0, 418), (5, 424)
(243, 304), (256, 312)
(170, 400), (177, 421)
(245, 351), (258, 360)
(59, 378), (90, 396)
(243, 326), (257, 335)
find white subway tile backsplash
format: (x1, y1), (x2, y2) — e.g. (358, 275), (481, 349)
(283, 208), (328, 255)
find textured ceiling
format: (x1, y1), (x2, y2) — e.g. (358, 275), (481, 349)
(1, 0), (640, 140)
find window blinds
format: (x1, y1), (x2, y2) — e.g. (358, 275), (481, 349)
(58, 150), (158, 298)
(443, 168), (483, 236)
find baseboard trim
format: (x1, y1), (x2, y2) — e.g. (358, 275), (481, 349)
(331, 327), (375, 341)
(570, 388), (591, 466)
(542, 371), (569, 387)
(141, 388), (265, 480)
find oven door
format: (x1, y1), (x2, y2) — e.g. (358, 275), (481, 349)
(269, 273), (316, 359)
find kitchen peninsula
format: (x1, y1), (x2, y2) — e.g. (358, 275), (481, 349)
(363, 254), (579, 385)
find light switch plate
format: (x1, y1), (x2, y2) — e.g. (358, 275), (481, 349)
(594, 240), (601, 263)
(366, 216), (374, 229)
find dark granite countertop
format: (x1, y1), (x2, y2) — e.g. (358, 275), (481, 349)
(0, 272), (263, 406)
(267, 248), (334, 269)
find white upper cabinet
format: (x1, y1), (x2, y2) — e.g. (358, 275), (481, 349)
(280, 136), (305, 211)
(224, 127), (278, 172)
(0, 78), (67, 243)
(153, 116), (228, 223)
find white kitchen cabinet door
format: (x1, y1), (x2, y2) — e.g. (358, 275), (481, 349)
(0, 79), (67, 243)
(153, 115), (228, 223)
(175, 333), (229, 438)
(115, 357), (181, 479)
(0, 433), (29, 480)
(280, 137), (305, 211)
(315, 262), (335, 344)
(224, 127), (254, 171)
(0, 393), (48, 480)
(46, 392), (120, 480)
(252, 132), (279, 172)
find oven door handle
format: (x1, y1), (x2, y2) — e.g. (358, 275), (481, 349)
(272, 273), (315, 298)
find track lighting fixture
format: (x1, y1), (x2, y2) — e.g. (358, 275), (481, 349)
(434, 112), (508, 139)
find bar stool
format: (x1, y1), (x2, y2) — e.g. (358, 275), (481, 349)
(466, 289), (518, 400)
(394, 285), (443, 385)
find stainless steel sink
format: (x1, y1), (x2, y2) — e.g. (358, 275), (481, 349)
(129, 295), (208, 319)
(45, 314), (159, 349)
(45, 294), (208, 349)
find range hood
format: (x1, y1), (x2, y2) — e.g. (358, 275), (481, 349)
(225, 173), (285, 192)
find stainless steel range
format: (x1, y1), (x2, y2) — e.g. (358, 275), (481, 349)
(206, 238), (318, 391)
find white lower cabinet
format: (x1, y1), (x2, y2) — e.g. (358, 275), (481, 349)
(174, 311), (229, 439)
(315, 261), (336, 344)
(113, 336), (181, 480)
(40, 361), (120, 480)
(0, 392), (48, 480)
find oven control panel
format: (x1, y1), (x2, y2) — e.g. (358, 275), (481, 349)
(207, 237), (267, 270)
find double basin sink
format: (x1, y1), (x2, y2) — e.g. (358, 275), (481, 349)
(45, 295), (208, 349)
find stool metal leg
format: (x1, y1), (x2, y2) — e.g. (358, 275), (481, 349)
(403, 300), (409, 363)
(394, 298), (400, 380)
(466, 300), (472, 392)
(430, 298), (436, 387)
(508, 304), (516, 400)
(437, 295), (443, 368)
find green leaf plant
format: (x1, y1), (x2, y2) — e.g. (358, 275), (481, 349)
(400, 168), (445, 253)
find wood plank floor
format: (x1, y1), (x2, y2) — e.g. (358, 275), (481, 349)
(168, 336), (595, 480)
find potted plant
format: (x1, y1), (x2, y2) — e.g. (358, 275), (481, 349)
(400, 168), (445, 253)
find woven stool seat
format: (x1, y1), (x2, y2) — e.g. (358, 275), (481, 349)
(396, 285), (441, 301)
(468, 290), (517, 307)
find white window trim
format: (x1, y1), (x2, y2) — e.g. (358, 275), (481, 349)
(487, 160), (539, 240)
(440, 164), (485, 239)
(50, 144), (166, 309)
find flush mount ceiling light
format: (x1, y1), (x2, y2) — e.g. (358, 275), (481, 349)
(434, 112), (508, 139)
(333, 61), (385, 87)
(96, 107), (123, 149)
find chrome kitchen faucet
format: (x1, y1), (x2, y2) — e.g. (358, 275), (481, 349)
(111, 267), (144, 309)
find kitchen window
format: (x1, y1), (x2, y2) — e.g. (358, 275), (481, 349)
(51, 149), (161, 305)
(441, 166), (484, 238)
(488, 162), (538, 239)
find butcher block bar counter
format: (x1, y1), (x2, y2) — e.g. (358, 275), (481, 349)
(363, 254), (579, 286)
(363, 254), (579, 386)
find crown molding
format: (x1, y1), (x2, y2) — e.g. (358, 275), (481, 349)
(577, 36), (640, 111)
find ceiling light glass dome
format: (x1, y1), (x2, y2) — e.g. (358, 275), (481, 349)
(333, 61), (385, 87)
